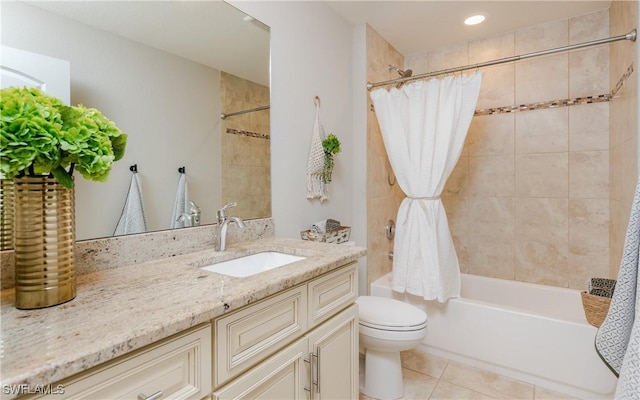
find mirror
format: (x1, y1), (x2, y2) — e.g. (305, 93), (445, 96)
(1, 1), (270, 242)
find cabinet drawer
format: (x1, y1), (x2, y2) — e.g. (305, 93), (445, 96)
(308, 262), (358, 327)
(214, 285), (307, 387)
(35, 324), (211, 400)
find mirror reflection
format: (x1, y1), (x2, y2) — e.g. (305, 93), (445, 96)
(1, 1), (270, 243)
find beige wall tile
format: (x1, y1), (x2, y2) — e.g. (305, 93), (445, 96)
(468, 114), (515, 156)
(515, 108), (568, 154)
(515, 240), (569, 287)
(516, 154), (568, 198)
(515, 19), (568, 54)
(569, 244), (610, 289)
(443, 156), (469, 196)
(569, 151), (609, 198)
(468, 155), (515, 197)
(569, 198), (609, 247)
(516, 198), (568, 244)
(515, 55), (569, 105)
(469, 32), (514, 64)
(405, 51), (429, 76)
(476, 64), (515, 110)
(569, 8), (609, 44)
(428, 42), (468, 72)
(569, 102), (609, 151)
(469, 197), (515, 239)
(468, 235), (515, 280)
(569, 47), (609, 98)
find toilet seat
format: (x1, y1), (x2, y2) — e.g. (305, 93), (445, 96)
(357, 296), (427, 332)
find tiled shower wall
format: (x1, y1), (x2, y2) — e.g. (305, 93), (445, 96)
(220, 72), (271, 220)
(366, 25), (405, 290)
(609, 0), (639, 278)
(365, 8), (618, 290)
(403, 9), (612, 289)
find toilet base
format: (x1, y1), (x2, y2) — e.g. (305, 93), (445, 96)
(361, 349), (404, 400)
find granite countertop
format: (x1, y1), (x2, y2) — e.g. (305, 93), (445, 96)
(0, 238), (366, 395)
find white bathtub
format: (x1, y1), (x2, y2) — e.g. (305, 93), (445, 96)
(371, 272), (617, 399)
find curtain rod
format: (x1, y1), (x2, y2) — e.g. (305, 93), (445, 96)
(220, 105), (270, 119)
(367, 29), (637, 91)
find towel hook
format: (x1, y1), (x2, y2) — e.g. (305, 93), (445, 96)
(314, 96), (321, 107)
(130, 164), (138, 173)
(178, 166), (185, 174)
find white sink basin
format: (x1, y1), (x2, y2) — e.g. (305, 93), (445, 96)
(200, 251), (306, 277)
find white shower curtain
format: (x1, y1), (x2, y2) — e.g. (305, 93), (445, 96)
(370, 73), (482, 302)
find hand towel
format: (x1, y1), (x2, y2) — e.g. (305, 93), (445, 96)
(170, 172), (190, 229)
(306, 99), (328, 201)
(595, 178), (640, 399)
(114, 172), (148, 236)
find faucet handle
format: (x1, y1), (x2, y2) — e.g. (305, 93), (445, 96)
(217, 202), (237, 222)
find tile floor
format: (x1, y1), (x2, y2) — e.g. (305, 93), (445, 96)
(359, 349), (579, 400)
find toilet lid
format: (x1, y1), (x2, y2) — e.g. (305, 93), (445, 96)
(357, 296), (427, 330)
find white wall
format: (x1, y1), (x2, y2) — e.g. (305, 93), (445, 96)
(230, 1), (356, 239)
(2, 2), (222, 240)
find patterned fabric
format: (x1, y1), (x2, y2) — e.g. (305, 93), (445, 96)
(306, 101), (328, 202)
(595, 179), (640, 399)
(114, 172), (148, 236)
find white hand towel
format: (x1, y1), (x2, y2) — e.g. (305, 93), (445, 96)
(306, 100), (328, 201)
(170, 173), (190, 229)
(596, 179), (640, 399)
(114, 172), (148, 236)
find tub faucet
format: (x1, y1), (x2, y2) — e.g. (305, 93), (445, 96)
(215, 202), (245, 251)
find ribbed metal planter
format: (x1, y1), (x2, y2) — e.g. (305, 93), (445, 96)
(0, 179), (14, 251)
(14, 176), (76, 309)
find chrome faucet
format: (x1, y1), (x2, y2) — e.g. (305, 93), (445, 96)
(215, 202), (245, 251)
(176, 201), (201, 227)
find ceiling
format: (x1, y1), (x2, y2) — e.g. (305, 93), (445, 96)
(25, 1), (271, 86)
(326, 1), (612, 55)
(25, 1), (612, 85)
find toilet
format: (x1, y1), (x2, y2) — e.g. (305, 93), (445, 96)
(357, 296), (427, 400)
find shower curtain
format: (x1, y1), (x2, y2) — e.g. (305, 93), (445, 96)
(370, 73), (482, 302)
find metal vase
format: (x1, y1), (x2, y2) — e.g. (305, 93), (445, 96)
(14, 176), (76, 309)
(0, 179), (14, 250)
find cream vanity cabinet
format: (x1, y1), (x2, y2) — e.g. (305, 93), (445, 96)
(212, 263), (359, 400)
(31, 324), (212, 400)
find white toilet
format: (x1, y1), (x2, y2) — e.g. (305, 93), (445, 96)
(357, 295), (427, 400)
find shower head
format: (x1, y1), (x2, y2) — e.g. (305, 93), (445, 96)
(388, 65), (413, 88)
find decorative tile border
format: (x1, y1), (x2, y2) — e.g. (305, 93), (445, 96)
(227, 128), (270, 140)
(611, 63), (634, 98)
(474, 94), (611, 116)
(475, 62), (634, 117)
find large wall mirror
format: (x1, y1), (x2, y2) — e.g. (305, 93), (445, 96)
(1, 1), (270, 243)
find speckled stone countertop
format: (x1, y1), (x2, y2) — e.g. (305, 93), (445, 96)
(0, 238), (366, 396)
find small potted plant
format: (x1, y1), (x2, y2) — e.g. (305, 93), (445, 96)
(321, 133), (341, 183)
(0, 86), (127, 309)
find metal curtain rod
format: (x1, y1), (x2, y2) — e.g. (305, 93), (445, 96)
(220, 105), (270, 119)
(367, 29), (637, 90)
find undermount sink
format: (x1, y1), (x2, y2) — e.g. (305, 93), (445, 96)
(200, 251), (306, 277)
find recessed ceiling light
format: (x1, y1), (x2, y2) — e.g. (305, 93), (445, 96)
(464, 14), (486, 26)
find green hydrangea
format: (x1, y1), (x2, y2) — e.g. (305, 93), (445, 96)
(0, 87), (127, 189)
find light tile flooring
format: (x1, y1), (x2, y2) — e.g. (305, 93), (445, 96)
(359, 349), (579, 400)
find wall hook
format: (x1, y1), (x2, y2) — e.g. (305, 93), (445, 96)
(178, 166), (185, 174)
(314, 96), (321, 107)
(129, 164), (138, 173)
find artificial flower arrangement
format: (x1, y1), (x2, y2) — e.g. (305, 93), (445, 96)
(321, 133), (341, 183)
(0, 87), (127, 188)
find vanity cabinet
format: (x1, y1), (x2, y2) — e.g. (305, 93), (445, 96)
(213, 263), (359, 400)
(31, 324), (212, 400)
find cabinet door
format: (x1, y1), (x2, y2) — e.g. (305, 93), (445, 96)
(306, 304), (358, 400)
(213, 337), (308, 400)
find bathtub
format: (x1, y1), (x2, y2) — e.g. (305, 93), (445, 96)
(371, 272), (617, 399)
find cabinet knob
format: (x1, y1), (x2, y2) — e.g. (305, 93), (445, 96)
(138, 390), (163, 400)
